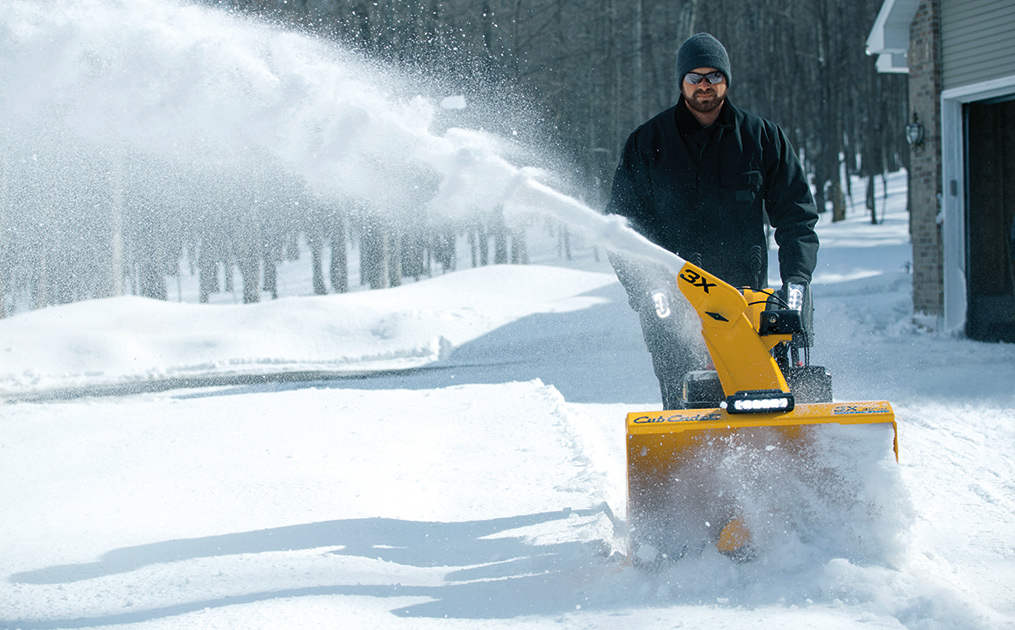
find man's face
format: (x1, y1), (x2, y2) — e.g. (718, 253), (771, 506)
(681, 66), (727, 115)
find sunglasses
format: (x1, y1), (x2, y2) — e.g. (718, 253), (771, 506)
(683, 71), (725, 85)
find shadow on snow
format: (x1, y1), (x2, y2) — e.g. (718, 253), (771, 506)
(7, 506), (623, 628)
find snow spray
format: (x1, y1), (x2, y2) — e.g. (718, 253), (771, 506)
(0, 0), (686, 294)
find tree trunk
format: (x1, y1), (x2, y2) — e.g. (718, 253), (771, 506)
(493, 209), (508, 265)
(329, 211), (348, 293)
(510, 227), (528, 265)
(263, 256), (278, 299)
(198, 239), (219, 304)
(308, 231), (327, 295)
(107, 148), (124, 299)
(237, 253), (260, 304)
(832, 180), (847, 223)
(388, 222), (402, 287)
(866, 174), (878, 225)
(137, 258), (167, 300)
(361, 213), (389, 290)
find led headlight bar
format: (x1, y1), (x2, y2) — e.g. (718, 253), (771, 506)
(721, 389), (795, 414)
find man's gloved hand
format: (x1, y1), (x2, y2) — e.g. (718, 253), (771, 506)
(782, 281), (813, 348)
(785, 282), (806, 311)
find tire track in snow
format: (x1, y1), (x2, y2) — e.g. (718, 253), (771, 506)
(538, 391), (633, 554)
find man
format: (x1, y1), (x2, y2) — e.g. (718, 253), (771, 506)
(606, 33), (819, 410)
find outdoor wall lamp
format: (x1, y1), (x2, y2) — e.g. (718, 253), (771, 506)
(906, 111), (925, 146)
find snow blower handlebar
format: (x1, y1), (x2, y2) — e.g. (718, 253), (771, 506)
(676, 262), (794, 398)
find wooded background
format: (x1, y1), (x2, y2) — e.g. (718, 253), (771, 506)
(215, 0), (909, 214)
(1, 0), (909, 314)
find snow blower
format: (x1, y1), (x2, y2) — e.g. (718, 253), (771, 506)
(625, 261), (898, 565)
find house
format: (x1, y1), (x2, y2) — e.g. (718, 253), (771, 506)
(866, 0), (1015, 342)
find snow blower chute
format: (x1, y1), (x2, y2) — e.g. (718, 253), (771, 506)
(626, 261), (898, 564)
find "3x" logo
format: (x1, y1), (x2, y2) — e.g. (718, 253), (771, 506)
(679, 268), (717, 293)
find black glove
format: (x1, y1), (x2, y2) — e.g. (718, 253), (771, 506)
(782, 281), (813, 348)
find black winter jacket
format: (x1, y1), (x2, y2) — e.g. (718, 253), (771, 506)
(606, 97), (819, 292)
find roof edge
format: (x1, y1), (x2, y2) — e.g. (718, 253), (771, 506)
(866, 0), (921, 73)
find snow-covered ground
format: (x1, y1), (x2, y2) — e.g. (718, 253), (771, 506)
(2, 172), (1015, 629)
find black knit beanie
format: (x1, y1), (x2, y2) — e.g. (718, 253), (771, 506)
(676, 33), (732, 87)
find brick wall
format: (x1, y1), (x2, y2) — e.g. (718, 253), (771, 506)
(908, 0), (944, 318)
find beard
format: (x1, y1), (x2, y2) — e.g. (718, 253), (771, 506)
(685, 89), (724, 114)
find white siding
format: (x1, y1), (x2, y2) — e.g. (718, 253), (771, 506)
(941, 0), (1015, 90)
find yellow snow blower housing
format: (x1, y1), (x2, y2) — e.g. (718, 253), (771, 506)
(626, 262), (898, 564)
